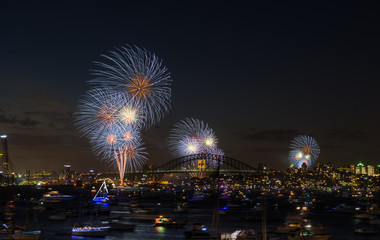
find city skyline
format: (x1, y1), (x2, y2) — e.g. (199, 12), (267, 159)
(1, 1), (380, 172)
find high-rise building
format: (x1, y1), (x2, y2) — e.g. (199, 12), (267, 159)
(356, 162), (366, 175)
(350, 164), (355, 173)
(376, 165), (380, 174)
(367, 165), (374, 176)
(258, 163), (267, 174)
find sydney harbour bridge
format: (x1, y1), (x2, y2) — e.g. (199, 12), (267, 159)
(73, 153), (258, 184)
(148, 153), (256, 174)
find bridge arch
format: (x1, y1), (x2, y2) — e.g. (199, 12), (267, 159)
(149, 153), (256, 174)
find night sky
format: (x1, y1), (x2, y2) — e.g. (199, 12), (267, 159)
(1, 1), (380, 172)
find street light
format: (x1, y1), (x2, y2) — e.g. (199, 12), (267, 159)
(1, 135), (7, 139)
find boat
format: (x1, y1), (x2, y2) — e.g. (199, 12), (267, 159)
(48, 213), (66, 221)
(354, 226), (378, 234)
(153, 216), (186, 228)
(275, 222), (302, 234)
(40, 191), (73, 203)
(101, 220), (135, 231)
(184, 223), (215, 239)
(192, 192), (206, 201)
(354, 213), (376, 220)
(2, 201), (41, 240)
(92, 181), (110, 203)
(71, 225), (110, 237)
(221, 229), (259, 240)
(173, 203), (188, 213)
(304, 224), (329, 235)
(288, 231), (331, 240)
(130, 208), (159, 221)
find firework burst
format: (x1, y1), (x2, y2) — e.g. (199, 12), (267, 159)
(207, 148), (224, 168)
(90, 45), (172, 128)
(289, 135), (320, 168)
(89, 124), (142, 159)
(75, 87), (148, 185)
(168, 118), (220, 158)
(75, 87), (145, 138)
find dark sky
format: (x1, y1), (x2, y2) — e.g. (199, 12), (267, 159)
(1, 1), (380, 172)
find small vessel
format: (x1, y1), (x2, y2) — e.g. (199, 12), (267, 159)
(304, 224), (328, 235)
(92, 181), (110, 203)
(173, 203), (188, 213)
(288, 231), (331, 240)
(9, 230), (41, 240)
(101, 220), (135, 231)
(40, 191), (73, 203)
(130, 208), (159, 221)
(221, 229), (259, 240)
(354, 213), (376, 220)
(48, 213), (66, 221)
(354, 226), (378, 234)
(192, 192), (206, 201)
(153, 216), (186, 228)
(71, 225), (110, 237)
(2, 201), (41, 240)
(275, 222), (302, 234)
(184, 223), (215, 239)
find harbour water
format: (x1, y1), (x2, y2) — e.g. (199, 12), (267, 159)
(1, 186), (380, 240)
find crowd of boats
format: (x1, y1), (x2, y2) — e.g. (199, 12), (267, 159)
(1, 184), (380, 239)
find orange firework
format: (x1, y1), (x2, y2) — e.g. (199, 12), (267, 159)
(302, 145), (312, 154)
(106, 134), (116, 145)
(127, 74), (152, 100)
(91, 45), (172, 128)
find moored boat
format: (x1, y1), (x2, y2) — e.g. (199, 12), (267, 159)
(287, 230), (331, 240)
(71, 225), (109, 237)
(101, 220), (135, 231)
(9, 230), (41, 240)
(153, 216), (186, 228)
(184, 223), (215, 239)
(221, 229), (259, 240)
(130, 208), (159, 221)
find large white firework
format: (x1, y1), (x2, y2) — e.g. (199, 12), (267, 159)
(89, 123), (142, 159)
(168, 118), (219, 158)
(289, 135), (320, 168)
(75, 87), (145, 138)
(90, 45), (172, 129)
(75, 87), (147, 184)
(207, 148), (225, 168)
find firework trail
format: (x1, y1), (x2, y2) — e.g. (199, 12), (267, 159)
(75, 87), (147, 184)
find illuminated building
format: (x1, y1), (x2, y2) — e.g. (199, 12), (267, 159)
(258, 163), (267, 174)
(350, 164), (355, 173)
(375, 165), (380, 174)
(355, 162), (366, 175)
(367, 165), (374, 176)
